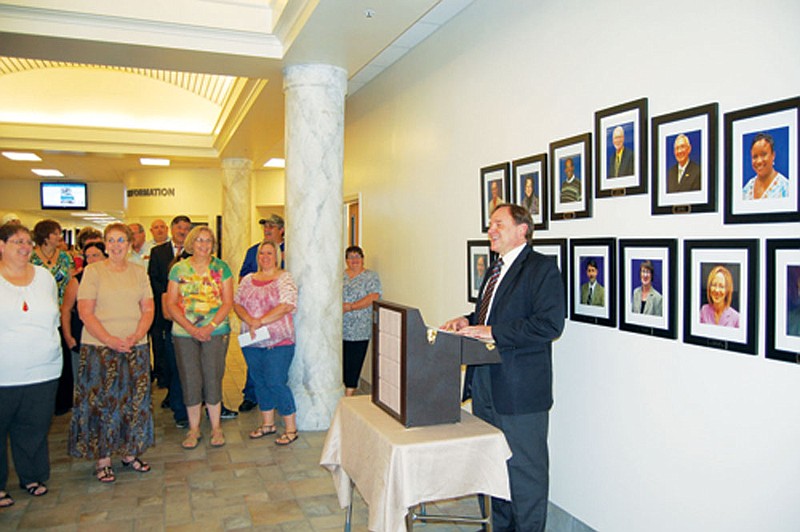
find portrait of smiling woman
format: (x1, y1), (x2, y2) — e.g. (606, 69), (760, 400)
(699, 264), (740, 328)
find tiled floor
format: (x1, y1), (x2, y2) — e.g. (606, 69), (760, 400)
(0, 346), (485, 531)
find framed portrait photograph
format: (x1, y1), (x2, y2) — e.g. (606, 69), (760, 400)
(467, 240), (495, 303)
(766, 239), (800, 364)
(683, 239), (759, 355)
(481, 162), (511, 232)
(724, 96), (800, 224)
(550, 133), (592, 221)
(651, 102), (719, 215)
(619, 239), (678, 339)
(532, 237), (568, 316)
(569, 238), (616, 327)
(595, 98), (648, 198)
(512, 153), (548, 231)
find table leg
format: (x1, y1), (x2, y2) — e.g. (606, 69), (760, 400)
(405, 495), (492, 530)
(344, 480), (354, 532)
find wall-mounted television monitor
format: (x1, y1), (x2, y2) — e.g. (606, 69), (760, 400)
(40, 182), (88, 210)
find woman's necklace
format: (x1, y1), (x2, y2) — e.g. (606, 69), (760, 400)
(40, 245), (57, 266)
(1, 263), (30, 312)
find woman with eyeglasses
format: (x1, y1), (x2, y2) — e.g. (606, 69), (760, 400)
(0, 224), (62, 507)
(60, 241), (107, 382)
(165, 226), (233, 449)
(69, 223), (155, 483)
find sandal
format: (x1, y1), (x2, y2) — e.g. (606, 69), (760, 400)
(275, 431), (298, 446)
(182, 431), (202, 450)
(249, 424), (276, 439)
(210, 429), (226, 447)
(121, 457), (151, 473)
(0, 491), (14, 508)
(22, 482), (48, 496)
(95, 466), (116, 483)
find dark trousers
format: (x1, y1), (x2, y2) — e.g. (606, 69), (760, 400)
(471, 366), (549, 532)
(55, 327), (74, 415)
(242, 368), (257, 403)
(150, 321), (170, 385)
(0, 379), (58, 490)
(163, 328), (187, 423)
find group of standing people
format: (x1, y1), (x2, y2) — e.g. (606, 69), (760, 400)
(1, 209), (384, 509)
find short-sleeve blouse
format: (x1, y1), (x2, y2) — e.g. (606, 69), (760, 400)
(343, 269), (382, 341)
(31, 249), (73, 304)
(77, 260), (153, 346)
(168, 256), (232, 337)
(235, 271), (297, 348)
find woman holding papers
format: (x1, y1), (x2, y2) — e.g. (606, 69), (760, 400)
(234, 240), (299, 445)
(165, 226), (233, 449)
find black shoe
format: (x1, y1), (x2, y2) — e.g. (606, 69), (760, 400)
(220, 405), (238, 420)
(175, 419), (189, 429)
(238, 399), (257, 412)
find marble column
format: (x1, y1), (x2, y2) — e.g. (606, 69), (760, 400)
(220, 158), (252, 280)
(284, 63), (347, 431)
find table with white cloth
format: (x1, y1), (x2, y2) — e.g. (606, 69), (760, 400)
(320, 396), (512, 532)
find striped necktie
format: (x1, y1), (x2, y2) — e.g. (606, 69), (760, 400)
(477, 258), (504, 325)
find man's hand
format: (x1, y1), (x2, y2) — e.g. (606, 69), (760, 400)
(441, 316), (468, 332)
(459, 325), (493, 341)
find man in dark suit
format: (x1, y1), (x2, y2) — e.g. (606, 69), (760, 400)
(608, 125), (634, 177)
(149, 215), (192, 427)
(666, 134), (702, 192)
(443, 204), (565, 531)
(579, 258), (605, 306)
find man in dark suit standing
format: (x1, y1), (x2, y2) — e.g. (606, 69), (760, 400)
(443, 204), (565, 531)
(608, 125), (634, 177)
(149, 215), (193, 427)
(666, 134), (702, 192)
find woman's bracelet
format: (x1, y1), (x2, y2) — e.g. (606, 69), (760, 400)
(209, 320), (218, 328)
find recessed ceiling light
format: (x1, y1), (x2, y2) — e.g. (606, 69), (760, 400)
(32, 168), (64, 177)
(263, 158), (285, 168)
(140, 158), (170, 166)
(2, 151), (41, 161)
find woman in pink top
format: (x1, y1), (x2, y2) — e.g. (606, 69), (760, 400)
(699, 265), (740, 328)
(234, 241), (299, 445)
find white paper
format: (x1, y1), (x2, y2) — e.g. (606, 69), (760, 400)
(238, 326), (271, 347)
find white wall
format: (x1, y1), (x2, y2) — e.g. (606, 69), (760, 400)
(343, 1), (800, 530)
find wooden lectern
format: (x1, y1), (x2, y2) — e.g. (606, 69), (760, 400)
(371, 300), (501, 427)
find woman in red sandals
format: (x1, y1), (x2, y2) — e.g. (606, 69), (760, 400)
(69, 223), (155, 483)
(234, 240), (299, 446)
(0, 223), (62, 507)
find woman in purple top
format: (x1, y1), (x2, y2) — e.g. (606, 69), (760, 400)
(699, 265), (739, 328)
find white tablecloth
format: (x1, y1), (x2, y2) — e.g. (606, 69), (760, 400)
(320, 396), (511, 532)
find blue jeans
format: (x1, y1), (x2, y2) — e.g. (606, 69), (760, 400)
(241, 344), (296, 416)
(242, 368), (257, 403)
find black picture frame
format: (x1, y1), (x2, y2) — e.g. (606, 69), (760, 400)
(550, 133), (592, 221)
(651, 102), (719, 215)
(481, 162), (511, 232)
(723, 96), (800, 224)
(512, 153), (548, 231)
(569, 237), (616, 327)
(683, 239), (759, 355)
(595, 98), (648, 198)
(532, 237), (568, 316)
(766, 238), (800, 364)
(467, 239), (495, 303)
(618, 239), (678, 339)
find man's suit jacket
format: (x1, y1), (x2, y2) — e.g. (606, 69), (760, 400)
(580, 282), (605, 306)
(464, 246), (565, 415)
(148, 241), (175, 329)
(666, 160), (701, 193)
(609, 147), (634, 177)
